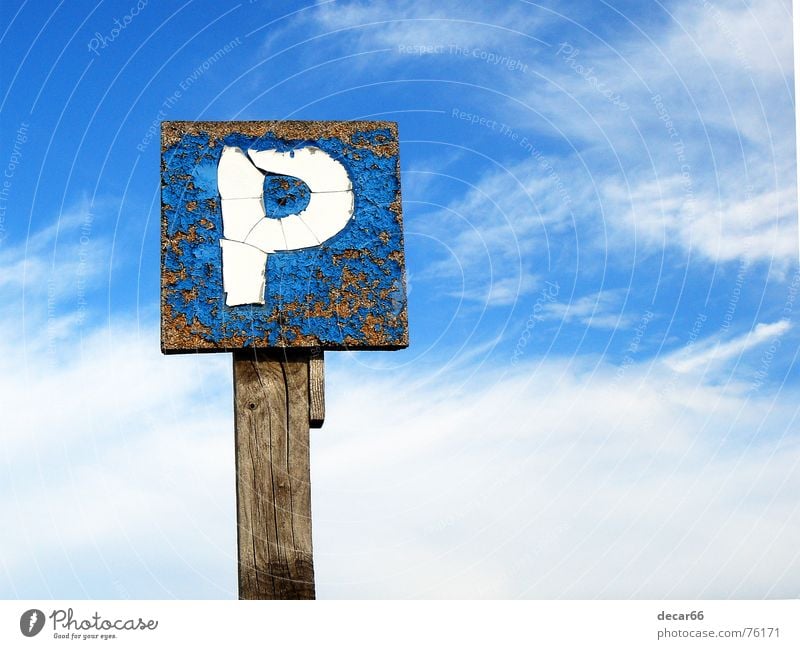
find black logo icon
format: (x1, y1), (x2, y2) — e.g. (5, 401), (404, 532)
(20, 609), (45, 637)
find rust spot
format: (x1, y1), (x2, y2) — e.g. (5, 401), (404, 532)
(217, 332), (250, 348)
(332, 249), (361, 264)
(341, 267), (368, 289)
(162, 267), (187, 286)
(169, 224), (203, 256)
(389, 193), (402, 217)
(162, 121), (399, 158)
(189, 315), (212, 335)
(186, 200), (198, 211)
(286, 331), (322, 346)
(181, 287), (198, 302)
(337, 301), (353, 318)
(281, 301), (302, 315)
(378, 231), (390, 244)
(161, 303), (216, 351)
(198, 217), (215, 230)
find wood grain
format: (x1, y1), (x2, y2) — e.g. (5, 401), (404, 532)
(233, 349), (315, 599)
(309, 349), (325, 428)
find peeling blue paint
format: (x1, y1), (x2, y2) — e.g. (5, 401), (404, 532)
(263, 175), (311, 218)
(161, 124), (407, 351)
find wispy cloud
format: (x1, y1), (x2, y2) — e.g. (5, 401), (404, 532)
(0, 310), (235, 597)
(4, 306), (797, 598)
(382, 0), (798, 269)
(523, 0), (798, 265)
(314, 351), (800, 598)
(538, 289), (637, 329)
(666, 319), (792, 374)
(415, 155), (580, 309)
(0, 198), (111, 296)
(604, 177), (797, 264)
(306, 0), (549, 55)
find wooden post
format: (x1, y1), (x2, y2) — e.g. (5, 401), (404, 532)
(233, 349), (316, 599)
(309, 348), (325, 428)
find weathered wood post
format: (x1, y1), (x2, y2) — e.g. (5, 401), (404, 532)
(160, 121), (408, 599)
(233, 349), (315, 599)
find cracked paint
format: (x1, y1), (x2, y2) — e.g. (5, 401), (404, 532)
(161, 121), (408, 353)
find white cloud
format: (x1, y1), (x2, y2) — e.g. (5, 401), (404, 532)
(665, 0), (793, 88)
(0, 306), (235, 597)
(513, 0), (798, 266)
(416, 155), (582, 310)
(635, 3), (794, 262)
(0, 198), (111, 298)
(307, 0), (547, 56)
(666, 319), (792, 374)
(313, 352), (800, 598)
(2, 301), (798, 598)
(604, 176), (798, 264)
(538, 289), (636, 329)
(0, 306), (236, 597)
(455, 275), (540, 307)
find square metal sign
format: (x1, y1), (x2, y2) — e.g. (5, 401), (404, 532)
(161, 121), (408, 352)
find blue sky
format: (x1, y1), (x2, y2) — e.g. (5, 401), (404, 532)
(1, 0), (798, 598)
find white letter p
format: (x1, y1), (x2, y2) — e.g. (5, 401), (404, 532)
(217, 145), (354, 306)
